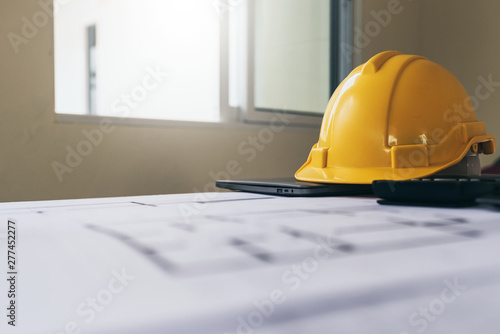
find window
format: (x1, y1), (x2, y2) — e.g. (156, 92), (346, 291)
(54, 0), (352, 125)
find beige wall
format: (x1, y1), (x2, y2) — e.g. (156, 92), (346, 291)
(1, 0), (499, 202)
(357, 0), (421, 63)
(358, 0), (500, 166)
(419, 0), (500, 166)
(0, 0), (319, 202)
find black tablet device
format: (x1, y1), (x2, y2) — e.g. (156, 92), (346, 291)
(373, 175), (500, 206)
(216, 178), (373, 197)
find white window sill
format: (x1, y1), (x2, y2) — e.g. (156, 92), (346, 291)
(55, 112), (322, 131)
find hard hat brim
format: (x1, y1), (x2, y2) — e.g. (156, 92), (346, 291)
(295, 135), (496, 184)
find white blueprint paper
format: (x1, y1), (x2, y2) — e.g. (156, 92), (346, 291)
(0, 192), (499, 334)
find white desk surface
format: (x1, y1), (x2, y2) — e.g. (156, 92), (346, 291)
(1, 192), (500, 334)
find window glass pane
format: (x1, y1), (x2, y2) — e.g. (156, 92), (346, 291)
(55, 0), (220, 122)
(254, 0), (331, 114)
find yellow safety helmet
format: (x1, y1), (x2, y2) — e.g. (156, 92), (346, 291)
(295, 51), (496, 184)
